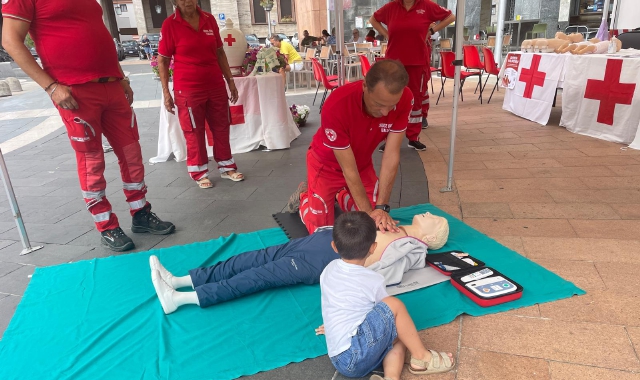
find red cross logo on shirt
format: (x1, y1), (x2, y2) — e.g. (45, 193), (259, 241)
(518, 54), (546, 99)
(224, 34), (236, 46)
(584, 59), (636, 126)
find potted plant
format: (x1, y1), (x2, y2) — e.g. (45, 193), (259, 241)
(242, 47), (288, 76)
(260, 0), (274, 11)
(290, 104), (310, 127)
(150, 56), (174, 80)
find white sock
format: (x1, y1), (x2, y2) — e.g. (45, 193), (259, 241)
(151, 269), (177, 314)
(173, 275), (194, 290)
(149, 255), (194, 289)
(173, 291), (200, 307)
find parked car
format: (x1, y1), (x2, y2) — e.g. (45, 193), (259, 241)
(28, 47), (38, 59)
(114, 38), (126, 61)
(586, 0), (604, 11)
(246, 34), (261, 49)
(148, 33), (160, 52)
(121, 40), (140, 57)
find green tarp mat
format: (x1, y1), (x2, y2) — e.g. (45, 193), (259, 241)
(0, 204), (584, 379)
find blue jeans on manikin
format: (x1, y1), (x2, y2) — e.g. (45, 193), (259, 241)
(189, 228), (336, 307)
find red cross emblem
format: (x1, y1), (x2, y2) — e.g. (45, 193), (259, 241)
(518, 54), (546, 99)
(223, 34), (236, 47)
(584, 59), (636, 126)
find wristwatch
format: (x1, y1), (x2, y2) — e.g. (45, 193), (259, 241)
(429, 27), (436, 35)
(375, 204), (391, 213)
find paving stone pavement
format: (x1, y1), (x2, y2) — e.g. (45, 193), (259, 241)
(3, 59), (640, 379)
(0, 60), (428, 379)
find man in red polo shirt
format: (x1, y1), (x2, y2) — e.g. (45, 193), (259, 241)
(291, 60), (412, 234)
(371, 0), (454, 152)
(2, 0), (175, 252)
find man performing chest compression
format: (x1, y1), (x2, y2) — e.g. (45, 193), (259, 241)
(289, 60), (413, 234)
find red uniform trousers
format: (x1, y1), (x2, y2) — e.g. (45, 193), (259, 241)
(405, 64), (431, 141)
(57, 81), (148, 232)
(299, 150), (379, 233)
(174, 87), (237, 181)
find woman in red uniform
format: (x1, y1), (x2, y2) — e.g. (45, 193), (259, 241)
(371, 0), (455, 152)
(158, 0), (244, 189)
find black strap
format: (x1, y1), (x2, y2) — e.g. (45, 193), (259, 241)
(97, 77), (110, 83)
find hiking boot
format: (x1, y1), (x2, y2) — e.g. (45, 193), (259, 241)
(378, 143), (386, 152)
(408, 140), (427, 151)
(422, 117), (429, 129)
(101, 227), (135, 252)
(286, 181), (308, 213)
(131, 205), (176, 235)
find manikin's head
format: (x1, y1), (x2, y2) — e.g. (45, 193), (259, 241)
(362, 60), (409, 118)
(411, 212), (449, 250)
(332, 212), (378, 261)
(567, 33), (584, 43)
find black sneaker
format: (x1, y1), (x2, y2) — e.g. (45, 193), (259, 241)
(286, 181), (308, 213)
(378, 143), (386, 153)
(131, 205), (176, 235)
(101, 227), (135, 252)
(422, 117), (429, 129)
(408, 140), (427, 151)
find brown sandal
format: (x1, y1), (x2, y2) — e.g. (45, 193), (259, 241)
(196, 177), (213, 189)
(408, 349), (455, 375)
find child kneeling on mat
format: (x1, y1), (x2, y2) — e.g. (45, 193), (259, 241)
(318, 212), (455, 380)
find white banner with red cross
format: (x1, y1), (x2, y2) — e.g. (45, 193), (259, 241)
(502, 53), (567, 125)
(560, 55), (640, 145)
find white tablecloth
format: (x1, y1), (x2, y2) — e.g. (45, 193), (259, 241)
(149, 73), (300, 163)
(499, 50), (640, 149)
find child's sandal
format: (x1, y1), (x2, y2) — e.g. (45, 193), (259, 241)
(409, 349), (455, 375)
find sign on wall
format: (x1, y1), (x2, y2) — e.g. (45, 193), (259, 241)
(219, 13), (226, 21)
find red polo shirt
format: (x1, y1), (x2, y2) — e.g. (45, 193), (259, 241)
(310, 81), (412, 171)
(373, 0), (452, 66)
(158, 7), (225, 91)
(2, 0), (122, 85)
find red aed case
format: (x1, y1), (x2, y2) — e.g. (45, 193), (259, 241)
(426, 251), (523, 307)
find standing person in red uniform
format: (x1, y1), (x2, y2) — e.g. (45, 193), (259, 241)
(157, 0), (244, 189)
(2, 0), (175, 252)
(371, 0), (455, 152)
(290, 60), (412, 234)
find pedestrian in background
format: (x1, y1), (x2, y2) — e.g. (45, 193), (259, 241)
(141, 34), (152, 60)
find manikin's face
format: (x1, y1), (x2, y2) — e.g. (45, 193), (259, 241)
(411, 212), (446, 234)
(362, 82), (403, 118)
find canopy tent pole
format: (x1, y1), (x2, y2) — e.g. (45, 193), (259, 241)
(602, 0), (611, 23)
(335, 0), (345, 86)
(441, 0), (465, 193)
(494, 0), (508, 67)
(0, 149), (43, 256)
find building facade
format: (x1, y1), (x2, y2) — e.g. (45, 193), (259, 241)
(130, 0), (300, 40)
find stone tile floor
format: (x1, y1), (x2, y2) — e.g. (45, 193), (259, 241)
(0, 63), (639, 379)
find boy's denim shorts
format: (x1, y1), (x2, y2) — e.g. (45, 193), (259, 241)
(330, 302), (398, 378)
